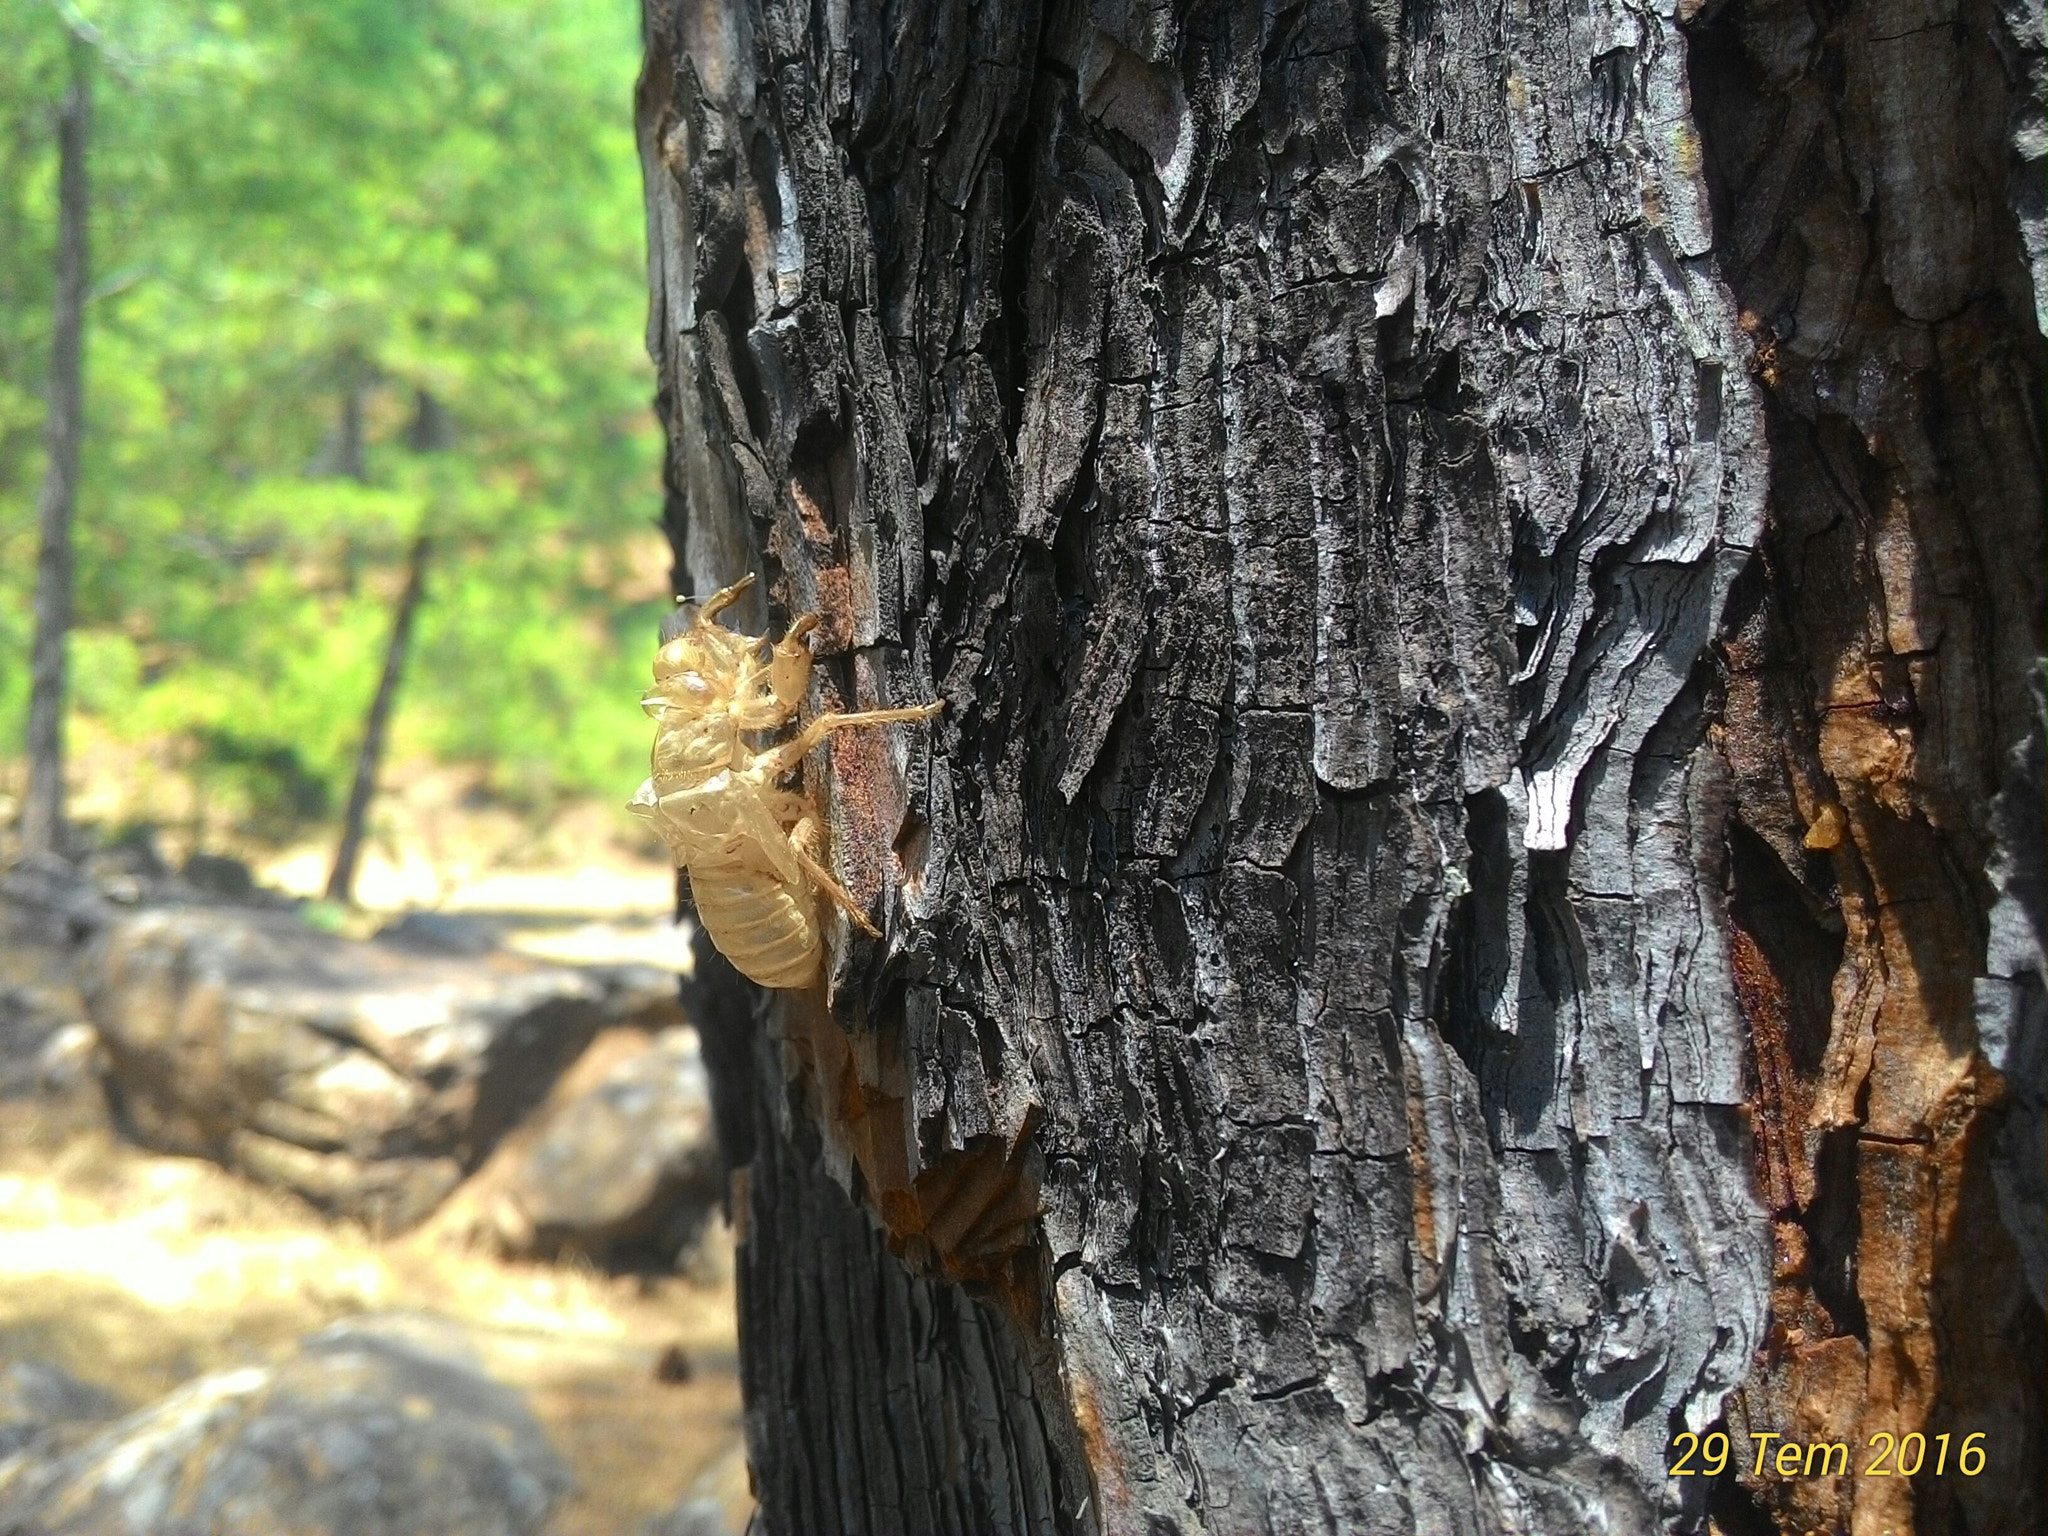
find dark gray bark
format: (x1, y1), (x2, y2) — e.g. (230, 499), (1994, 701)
(21, 34), (92, 862)
(326, 533), (430, 904)
(636, 0), (2044, 1531)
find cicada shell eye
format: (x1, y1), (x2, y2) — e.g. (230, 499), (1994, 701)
(652, 635), (694, 681)
(650, 667), (715, 707)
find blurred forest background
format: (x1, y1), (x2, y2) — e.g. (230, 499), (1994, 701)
(0, 0), (669, 898)
(0, 10), (751, 1532)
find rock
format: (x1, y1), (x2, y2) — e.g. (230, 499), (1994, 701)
(179, 852), (255, 900)
(0, 867), (107, 1131)
(0, 1315), (570, 1536)
(640, 1443), (751, 1536)
(77, 828), (171, 904)
(652, 1343), (694, 1384)
(0, 986), (94, 1105)
(0, 1361), (117, 1457)
(30, 1021), (103, 1097)
(372, 910), (499, 957)
(644, 1498), (730, 1536)
(0, 861), (112, 958)
(429, 1026), (720, 1268)
(84, 905), (683, 1230)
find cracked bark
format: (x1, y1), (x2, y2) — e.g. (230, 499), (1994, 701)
(636, 0), (2043, 1530)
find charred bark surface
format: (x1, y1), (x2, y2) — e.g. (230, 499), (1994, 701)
(625, 0), (2044, 1530)
(1688, 2), (2047, 1532)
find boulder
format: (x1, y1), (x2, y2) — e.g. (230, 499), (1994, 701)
(0, 987), (97, 1106)
(0, 1361), (117, 1457)
(0, 1315), (570, 1536)
(640, 1443), (751, 1536)
(429, 1026), (720, 1268)
(84, 905), (681, 1229)
(372, 910), (499, 957)
(0, 865), (109, 1131)
(0, 860), (114, 958)
(179, 852), (255, 901)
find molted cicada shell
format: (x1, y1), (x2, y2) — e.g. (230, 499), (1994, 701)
(630, 576), (941, 989)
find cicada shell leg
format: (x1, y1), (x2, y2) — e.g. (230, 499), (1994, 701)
(689, 573), (755, 622)
(760, 700), (946, 776)
(784, 804), (882, 939)
(767, 614), (819, 714)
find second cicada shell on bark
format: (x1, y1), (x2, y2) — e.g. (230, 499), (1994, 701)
(629, 575), (942, 989)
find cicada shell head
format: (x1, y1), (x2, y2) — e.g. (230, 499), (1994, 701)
(654, 575), (762, 690)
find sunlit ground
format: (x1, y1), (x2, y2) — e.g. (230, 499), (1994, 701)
(0, 1109), (746, 1535)
(0, 752), (746, 1535)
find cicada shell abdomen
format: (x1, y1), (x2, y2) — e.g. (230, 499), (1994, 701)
(688, 865), (820, 989)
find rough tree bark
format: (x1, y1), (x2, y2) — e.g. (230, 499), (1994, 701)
(636, 0), (2044, 1531)
(1688, 7), (2047, 1535)
(21, 32), (92, 861)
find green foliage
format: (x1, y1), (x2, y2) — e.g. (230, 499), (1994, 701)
(0, 0), (664, 836)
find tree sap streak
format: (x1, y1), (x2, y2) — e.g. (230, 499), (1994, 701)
(633, 574), (941, 989)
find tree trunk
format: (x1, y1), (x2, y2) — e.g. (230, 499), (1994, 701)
(21, 34), (92, 862)
(636, 0), (2044, 1530)
(1687, 5), (2047, 1534)
(326, 534), (431, 904)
